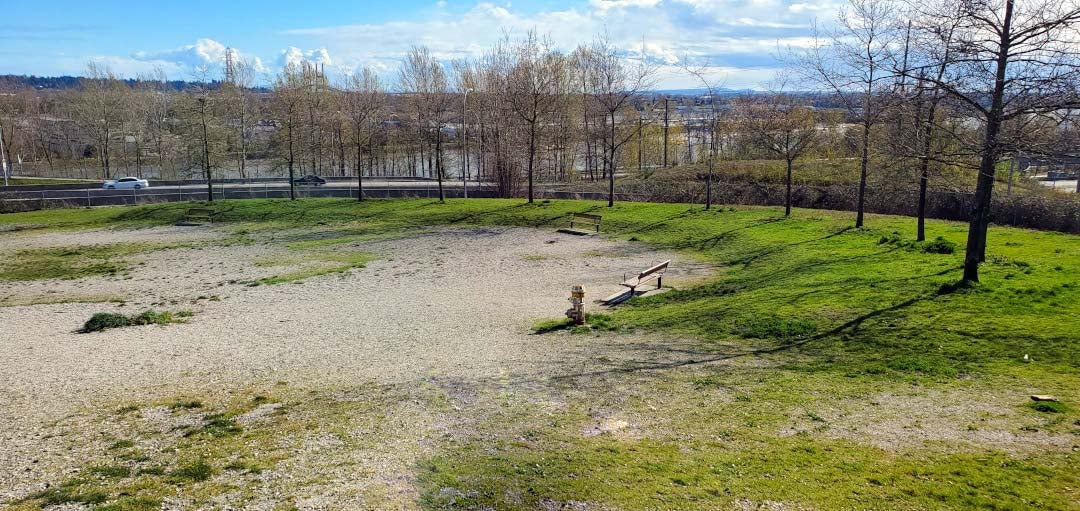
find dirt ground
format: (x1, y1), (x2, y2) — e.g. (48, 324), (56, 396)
(0, 225), (710, 505)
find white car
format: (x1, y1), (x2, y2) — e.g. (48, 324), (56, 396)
(103, 177), (150, 189)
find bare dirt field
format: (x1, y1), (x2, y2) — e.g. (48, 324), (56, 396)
(0, 225), (710, 507)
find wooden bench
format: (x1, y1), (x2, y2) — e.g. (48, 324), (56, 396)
(558, 213), (602, 235)
(183, 208), (216, 224)
(603, 260), (671, 304)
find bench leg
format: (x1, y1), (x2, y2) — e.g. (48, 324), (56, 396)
(657, 277), (662, 289)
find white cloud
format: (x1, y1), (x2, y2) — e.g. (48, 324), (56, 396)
(280, 0), (827, 89)
(130, 38), (267, 79)
(278, 46), (333, 68)
(56, 1), (832, 89)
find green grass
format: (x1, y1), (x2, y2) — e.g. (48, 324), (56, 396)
(255, 250), (375, 285)
(0, 242), (188, 282)
(5, 177), (93, 186)
(3, 197), (1078, 509)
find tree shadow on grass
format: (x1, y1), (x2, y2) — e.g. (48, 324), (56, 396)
(549, 292), (937, 384)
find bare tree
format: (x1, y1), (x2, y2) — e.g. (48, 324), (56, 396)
(801, 0), (899, 228)
(735, 91), (818, 217)
(905, 0), (1080, 282)
(344, 68), (385, 202)
(399, 46), (452, 202)
(684, 64), (728, 210)
(508, 32), (564, 203)
(272, 64), (307, 200)
(578, 36), (656, 207)
(77, 62), (126, 179)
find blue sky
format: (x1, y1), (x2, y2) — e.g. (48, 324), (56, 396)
(0, 0), (839, 89)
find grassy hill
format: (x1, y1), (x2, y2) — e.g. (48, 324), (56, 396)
(2, 198), (1077, 509)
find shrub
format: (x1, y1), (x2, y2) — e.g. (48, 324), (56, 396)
(80, 309), (190, 333)
(82, 313), (130, 332)
(922, 236), (957, 254)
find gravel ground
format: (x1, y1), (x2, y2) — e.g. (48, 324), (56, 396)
(0, 225), (709, 504)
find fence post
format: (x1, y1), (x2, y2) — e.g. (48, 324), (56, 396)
(87, 189), (91, 208)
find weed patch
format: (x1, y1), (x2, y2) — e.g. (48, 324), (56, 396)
(81, 310), (191, 333)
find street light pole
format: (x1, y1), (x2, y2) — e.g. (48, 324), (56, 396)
(462, 88), (472, 199)
(0, 126), (8, 187)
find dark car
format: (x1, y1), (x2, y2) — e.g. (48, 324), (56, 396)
(293, 175), (326, 186)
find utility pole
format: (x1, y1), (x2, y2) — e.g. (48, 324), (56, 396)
(662, 97), (670, 168)
(462, 88), (472, 198)
(0, 126), (8, 187)
(638, 114), (643, 174)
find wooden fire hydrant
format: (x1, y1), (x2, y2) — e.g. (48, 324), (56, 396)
(566, 285), (586, 325)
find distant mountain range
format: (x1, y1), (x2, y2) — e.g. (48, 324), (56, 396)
(650, 87), (757, 96)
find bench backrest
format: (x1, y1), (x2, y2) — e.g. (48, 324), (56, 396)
(186, 208), (214, 216)
(639, 260), (670, 278)
(571, 213), (603, 222)
(570, 213), (602, 231)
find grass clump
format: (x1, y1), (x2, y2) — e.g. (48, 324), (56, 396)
(81, 309), (191, 333)
(87, 464), (131, 479)
(188, 413), (242, 438)
(1028, 400), (1067, 414)
(532, 317), (575, 334)
(921, 236), (957, 254)
(30, 484), (108, 506)
(170, 459), (214, 483)
(95, 496), (163, 511)
(167, 399), (203, 410)
(109, 440), (136, 450)
(257, 251), (375, 285)
(532, 313), (618, 334)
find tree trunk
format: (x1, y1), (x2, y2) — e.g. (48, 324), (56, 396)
(785, 158), (793, 217)
(200, 100), (213, 202)
(705, 155), (713, 210)
(288, 118), (296, 201)
(917, 124), (933, 242)
(356, 131), (364, 202)
(435, 126), (445, 202)
(963, 0), (1014, 283)
(662, 98), (669, 168)
(856, 118), (870, 227)
(527, 121), (536, 203)
(608, 111), (616, 207)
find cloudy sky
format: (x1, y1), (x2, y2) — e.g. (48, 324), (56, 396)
(0, 0), (840, 89)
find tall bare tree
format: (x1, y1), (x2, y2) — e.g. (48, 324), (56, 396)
(578, 36), (656, 207)
(801, 0), (899, 228)
(735, 92), (818, 217)
(77, 62), (126, 179)
(344, 67), (385, 201)
(905, 0), (1080, 282)
(507, 33), (566, 203)
(399, 46), (452, 202)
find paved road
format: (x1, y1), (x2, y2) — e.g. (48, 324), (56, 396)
(0, 179), (501, 208)
(1039, 179), (1078, 193)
